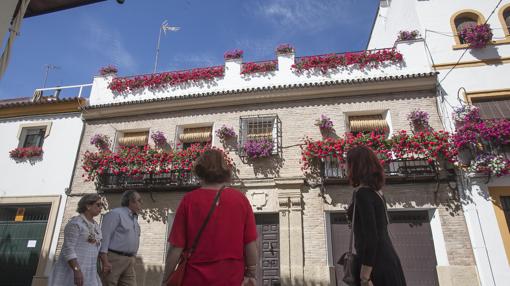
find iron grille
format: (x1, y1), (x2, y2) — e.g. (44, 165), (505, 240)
(96, 171), (199, 192)
(239, 114), (282, 158)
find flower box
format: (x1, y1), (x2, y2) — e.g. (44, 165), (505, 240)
(397, 30), (421, 41)
(276, 44), (295, 54)
(241, 61), (277, 74)
(9, 146), (43, 159)
(242, 138), (274, 159)
(224, 49), (243, 60)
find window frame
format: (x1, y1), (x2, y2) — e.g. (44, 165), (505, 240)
(499, 3), (510, 38)
(450, 9), (486, 48)
(17, 123), (52, 149)
(239, 114), (282, 158)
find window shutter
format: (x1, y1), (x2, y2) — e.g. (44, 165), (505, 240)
(472, 98), (510, 119)
(349, 114), (389, 133)
(118, 131), (149, 146)
(178, 127), (212, 143)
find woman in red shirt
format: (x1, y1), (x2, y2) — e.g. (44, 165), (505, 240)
(161, 149), (258, 286)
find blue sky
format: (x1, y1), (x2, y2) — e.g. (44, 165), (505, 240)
(0, 0), (379, 99)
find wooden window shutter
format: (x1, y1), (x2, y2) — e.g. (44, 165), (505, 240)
(118, 131), (149, 146)
(178, 127), (212, 143)
(349, 114), (388, 133)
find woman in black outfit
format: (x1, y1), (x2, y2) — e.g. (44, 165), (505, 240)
(347, 146), (406, 286)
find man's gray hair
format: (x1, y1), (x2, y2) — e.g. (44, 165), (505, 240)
(120, 190), (139, 207)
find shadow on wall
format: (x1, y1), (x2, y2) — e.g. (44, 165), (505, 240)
(102, 191), (186, 223)
(134, 257), (164, 286)
(280, 277), (331, 286)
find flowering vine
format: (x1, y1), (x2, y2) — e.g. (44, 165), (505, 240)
(292, 48), (403, 73)
(107, 66), (225, 93)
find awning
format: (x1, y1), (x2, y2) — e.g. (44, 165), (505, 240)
(118, 131), (148, 146)
(179, 127), (212, 143)
(349, 114), (388, 132)
(473, 98), (510, 120)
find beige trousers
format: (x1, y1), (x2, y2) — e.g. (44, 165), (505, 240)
(102, 251), (137, 286)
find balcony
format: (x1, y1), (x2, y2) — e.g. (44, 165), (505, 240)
(96, 171), (199, 192)
(321, 157), (445, 184)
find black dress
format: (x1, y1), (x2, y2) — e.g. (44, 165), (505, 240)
(348, 187), (406, 286)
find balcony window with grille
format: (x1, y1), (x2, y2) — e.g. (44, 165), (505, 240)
(239, 114), (282, 157)
(348, 114), (389, 136)
(117, 131), (149, 148)
(20, 127), (46, 148)
(178, 126), (212, 149)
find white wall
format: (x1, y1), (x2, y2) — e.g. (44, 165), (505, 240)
(368, 1), (510, 285)
(89, 40), (433, 106)
(0, 113), (83, 274)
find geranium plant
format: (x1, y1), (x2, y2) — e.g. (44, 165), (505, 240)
(224, 49), (243, 60)
(397, 30), (420, 41)
(9, 146), (43, 159)
(292, 48), (403, 73)
(276, 44), (295, 54)
(243, 138), (274, 159)
(407, 109), (430, 132)
(151, 131), (167, 148)
(241, 61), (277, 74)
(82, 144), (233, 182)
(90, 134), (111, 151)
(460, 23), (493, 49)
(108, 66), (224, 93)
(315, 115), (334, 130)
(99, 65), (118, 76)
(467, 153), (510, 177)
(215, 125), (236, 140)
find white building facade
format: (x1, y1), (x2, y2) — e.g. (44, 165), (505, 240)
(0, 96), (85, 286)
(368, 1), (510, 285)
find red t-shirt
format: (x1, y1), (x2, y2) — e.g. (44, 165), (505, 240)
(168, 187), (258, 286)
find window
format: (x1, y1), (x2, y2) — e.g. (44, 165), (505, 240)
(177, 126), (212, 149)
(21, 127), (46, 148)
(468, 93), (510, 120)
(239, 114), (282, 157)
(502, 196), (510, 232)
(117, 131), (149, 148)
(499, 4), (510, 37)
(450, 10), (485, 45)
(348, 114), (389, 136)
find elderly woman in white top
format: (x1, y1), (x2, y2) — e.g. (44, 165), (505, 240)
(48, 194), (103, 286)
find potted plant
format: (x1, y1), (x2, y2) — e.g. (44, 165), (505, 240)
(315, 115), (334, 131)
(397, 30), (421, 41)
(151, 131), (167, 149)
(224, 49), (243, 60)
(276, 44), (295, 54)
(90, 134), (111, 151)
(467, 153), (510, 177)
(99, 65), (118, 76)
(407, 109), (430, 133)
(460, 23), (493, 49)
(243, 138), (274, 159)
(215, 125), (236, 141)
(9, 146), (44, 159)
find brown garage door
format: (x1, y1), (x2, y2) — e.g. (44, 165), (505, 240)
(255, 214), (280, 286)
(330, 210), (438, 286)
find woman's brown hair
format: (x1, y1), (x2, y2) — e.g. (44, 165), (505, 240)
(193, 149), (232, 184)
(346, 145), (385, 190)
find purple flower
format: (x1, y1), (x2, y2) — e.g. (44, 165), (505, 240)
(460, 23), (493, 49)
(90, 134), (110, 151)
(397, 30), (420, 41)
(407, 109), (430, 131)
(315, 115), (334, 130)
(215, 125), (236, 140)
(243, 138), (274, 159)
(151, 131), (167, 148)
(224, 49), (244, 60)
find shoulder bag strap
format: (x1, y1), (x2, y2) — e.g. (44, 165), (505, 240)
(348, 190), (356, 253)
(188, 186), (225, 255)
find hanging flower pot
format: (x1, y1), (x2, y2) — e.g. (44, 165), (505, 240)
(460, 23), (493, 49)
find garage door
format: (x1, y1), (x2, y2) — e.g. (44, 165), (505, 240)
(0, 205), (50, 286)
(255, 214), (280, 286)
(330, 210), (438, 286)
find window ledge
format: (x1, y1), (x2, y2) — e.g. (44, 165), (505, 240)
(452, 38), (510, 50)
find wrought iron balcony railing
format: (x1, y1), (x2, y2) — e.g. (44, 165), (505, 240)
(96, 171), (199, 192)
(321, 157), (442, 183)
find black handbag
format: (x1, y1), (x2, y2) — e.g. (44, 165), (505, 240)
(337, 190), (360, 286)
